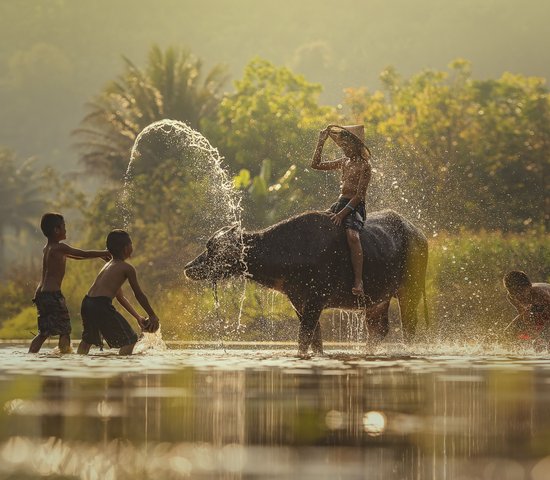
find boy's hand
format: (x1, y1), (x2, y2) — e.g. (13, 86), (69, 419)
(330, 211), (346, 226)
(101, 250), (112, 262)
(147, 315), (160, 333)
(138, 315), (159, 333)
(137, 316), (149, 331)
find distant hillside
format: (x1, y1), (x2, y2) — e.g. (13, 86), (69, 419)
(1, 0), (549, 171)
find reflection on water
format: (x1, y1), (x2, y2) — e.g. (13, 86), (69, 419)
(1, 344), (550, 479)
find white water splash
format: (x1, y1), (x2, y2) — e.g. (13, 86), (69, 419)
(121, 119), (242, 229)
(119, 119), (248, 344)
(133, 326), (168, 354)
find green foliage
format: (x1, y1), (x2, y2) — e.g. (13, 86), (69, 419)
(206, 57), (338, 177)
(344, 60), (550, 232)
(0, 262), (40, 324)
(155, 280), (297, 341)
(0, 150), (44, 234)
(2, 47), (549, 346)
(3, 0), (550, 171)
(0, 148), (86, 275)
(0, 149), (46, 273)
(233, 159), (302, 227)
(206, 58), (341, 228)
(73, 45), (229, 181)
(428, 231), (550, 340)
(0, 307), (36, 339)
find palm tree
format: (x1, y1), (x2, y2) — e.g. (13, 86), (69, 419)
(0, 149), (45, 273)
(73, 45), (229, 181)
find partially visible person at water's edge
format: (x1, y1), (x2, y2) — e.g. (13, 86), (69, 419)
(29, 213), (111, 354)
(77, 229), (160, 356)
(310, 124), (372, 296)
(503, 271), (550, 345)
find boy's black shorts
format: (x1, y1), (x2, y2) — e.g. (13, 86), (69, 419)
(329, 197), (366, 232)
(33, 291), (71, 337)
(81, 295), (138, 349)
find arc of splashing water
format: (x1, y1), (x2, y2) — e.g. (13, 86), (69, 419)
(121, 119), (251, 340)
(122, 119), (243, 228)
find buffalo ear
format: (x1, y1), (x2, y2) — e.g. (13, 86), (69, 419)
(212, 224), (232, 239)
(227, 223), (240, 234)
(211, 223), (242, 243)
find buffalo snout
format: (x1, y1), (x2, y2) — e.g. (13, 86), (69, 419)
(184, 252), (209, 280)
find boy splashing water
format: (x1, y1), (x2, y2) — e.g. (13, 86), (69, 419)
(503, 270), (550, 346)
(311, 124), (372, 296)
(77, 230), (159, 355)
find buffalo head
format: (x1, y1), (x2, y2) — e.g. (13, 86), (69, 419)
(184, 224), (246, 282)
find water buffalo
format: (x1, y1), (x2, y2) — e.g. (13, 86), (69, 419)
(184, 210), (428, 355)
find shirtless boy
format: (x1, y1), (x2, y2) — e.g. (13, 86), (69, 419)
(311, 124), (372, 295)
(30, 213), (110, 354)
(77, 229), (159, 355)
(503, 270), (550, 344)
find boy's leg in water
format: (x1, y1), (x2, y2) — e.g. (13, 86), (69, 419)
(77, 341), (92, 355)
(346, 228), (364, 295)
(58, 334), (72, 354)
(28, 334), (48, 353)
(119, 343), (136, 356)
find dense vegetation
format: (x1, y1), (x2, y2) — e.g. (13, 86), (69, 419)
(0, 39), (548, 343)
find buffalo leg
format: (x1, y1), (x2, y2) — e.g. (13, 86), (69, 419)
(398, 287), (421, 342)
(311, 320), (323, 354)
(365, 301), (390, 350)
(298, 303), (323, 355)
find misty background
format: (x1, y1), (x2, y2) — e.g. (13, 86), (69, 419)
(2, 0), (549, 171)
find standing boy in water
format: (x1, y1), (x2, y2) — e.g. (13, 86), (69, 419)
(311, 124), (372, 296)
(30, 213), (110, 354)
(503, 271), (550, 345)
(77, 229), (159, 355)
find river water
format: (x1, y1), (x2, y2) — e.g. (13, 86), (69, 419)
(1, 342), (549, 480)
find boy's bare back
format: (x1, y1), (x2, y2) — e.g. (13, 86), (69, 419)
(87, 259), (135, 298)
(40, 243), (69, 292)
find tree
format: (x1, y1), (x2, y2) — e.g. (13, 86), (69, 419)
(0, 149), (46, 273)
(343, 60), (550, 232)
(73, 45), (229, 181)
(466, 73), (550, 230)
(206, 57), (338, 178)
(233, 159), (304, 227)
(206, 58), (340, 228)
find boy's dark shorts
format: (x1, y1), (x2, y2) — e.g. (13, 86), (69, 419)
(33, 291), (71, 337)
(329, 197), (366, 232)
(81, 295), (138, 349)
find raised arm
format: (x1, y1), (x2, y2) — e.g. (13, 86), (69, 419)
(310, 127), (343, 171)
(126, 265), (159, 330)
(60, 243), (110, 261)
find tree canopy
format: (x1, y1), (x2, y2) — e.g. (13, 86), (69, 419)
(344, 60), (550, 232)
(73, 45), (228, 181)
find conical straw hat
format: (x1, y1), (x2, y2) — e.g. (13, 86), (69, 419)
(328, 124), (371, 156)
(342, 125), (365, 143)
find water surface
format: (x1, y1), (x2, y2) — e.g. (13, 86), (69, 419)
(1, 343), (550, 479)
